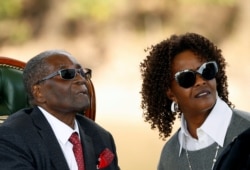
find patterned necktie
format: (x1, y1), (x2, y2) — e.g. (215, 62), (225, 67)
(69, 132), (85, 170)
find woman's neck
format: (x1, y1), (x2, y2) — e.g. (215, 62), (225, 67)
(185, 112), (210, 139)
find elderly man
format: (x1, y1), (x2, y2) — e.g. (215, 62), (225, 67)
(0, 50), (120, 170)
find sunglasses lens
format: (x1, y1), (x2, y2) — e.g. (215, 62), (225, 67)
(176, 71), (196, 88)
(202, 63), (217, 80)
(60, 69), (76, 79)
(175, 61), (218, 88)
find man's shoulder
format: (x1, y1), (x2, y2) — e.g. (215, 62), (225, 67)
(1, 108), (34, 126)
(0, 108), (37, 140)
(76, 114), (111, 135)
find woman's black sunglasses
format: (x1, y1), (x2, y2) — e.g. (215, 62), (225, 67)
(37, 68), (91, 84)
(174, 61), (218, 88)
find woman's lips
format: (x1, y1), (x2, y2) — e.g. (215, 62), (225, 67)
(195, 90), (210, 98)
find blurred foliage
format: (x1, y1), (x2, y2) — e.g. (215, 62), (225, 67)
(0, 0), (49, 45)
(65, 0), (114, 22)
(0, 0), (238, 46)
(60, 0), (115, 37)
(0, 0), (22, 19)
(0, 1), (29, 45)
(180, 0), (236, 5)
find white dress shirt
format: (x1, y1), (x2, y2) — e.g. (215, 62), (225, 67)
(38, 106), (80, 170)
(178, 97), (232, 156)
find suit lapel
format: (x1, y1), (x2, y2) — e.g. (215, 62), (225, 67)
(78, 121), (97, 169)
(31, 107), (69, 170)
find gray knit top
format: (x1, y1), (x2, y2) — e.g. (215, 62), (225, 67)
(157, 109), (250, 170)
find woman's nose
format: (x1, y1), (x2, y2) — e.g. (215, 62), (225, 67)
(194, 74), (206, 86)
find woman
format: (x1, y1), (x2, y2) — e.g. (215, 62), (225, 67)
(140, 32), (250, 170)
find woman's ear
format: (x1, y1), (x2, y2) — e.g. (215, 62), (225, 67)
(166, 88), (176, 102)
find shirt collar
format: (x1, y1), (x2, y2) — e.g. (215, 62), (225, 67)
(178, 97), (232, 156)
(38, 106), (80, 145)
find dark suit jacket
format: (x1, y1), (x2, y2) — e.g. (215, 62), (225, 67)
(213, 127), (250, 170)
(0, 107), (120, 170)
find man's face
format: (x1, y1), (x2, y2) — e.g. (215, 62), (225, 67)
(35, 54), (90, 115)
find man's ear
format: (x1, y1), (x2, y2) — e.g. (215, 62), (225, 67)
(166, 88), (176, 102)
(32, 84), (45, 103)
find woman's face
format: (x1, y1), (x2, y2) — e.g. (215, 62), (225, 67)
(167, 50), (217, 116)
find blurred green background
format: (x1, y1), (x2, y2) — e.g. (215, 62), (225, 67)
(1, 0), (250, 169)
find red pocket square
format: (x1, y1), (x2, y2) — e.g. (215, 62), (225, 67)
(97, 148), (114, 169)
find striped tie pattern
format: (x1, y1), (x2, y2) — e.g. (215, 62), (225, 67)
(69, 132), (85, 170)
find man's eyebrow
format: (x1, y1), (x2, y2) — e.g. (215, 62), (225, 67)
(58, 64), (67, 69)
(56, 63), (82, 70)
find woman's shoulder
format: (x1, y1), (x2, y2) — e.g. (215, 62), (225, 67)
(162, 128), (180, 151)
(233, 109), (250, 121)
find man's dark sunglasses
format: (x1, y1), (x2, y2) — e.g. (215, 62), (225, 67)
(37, 68), (91, 84)
(174, 61), (218, 88)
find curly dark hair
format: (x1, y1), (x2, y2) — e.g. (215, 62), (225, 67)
(140, 32), (234, 140)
